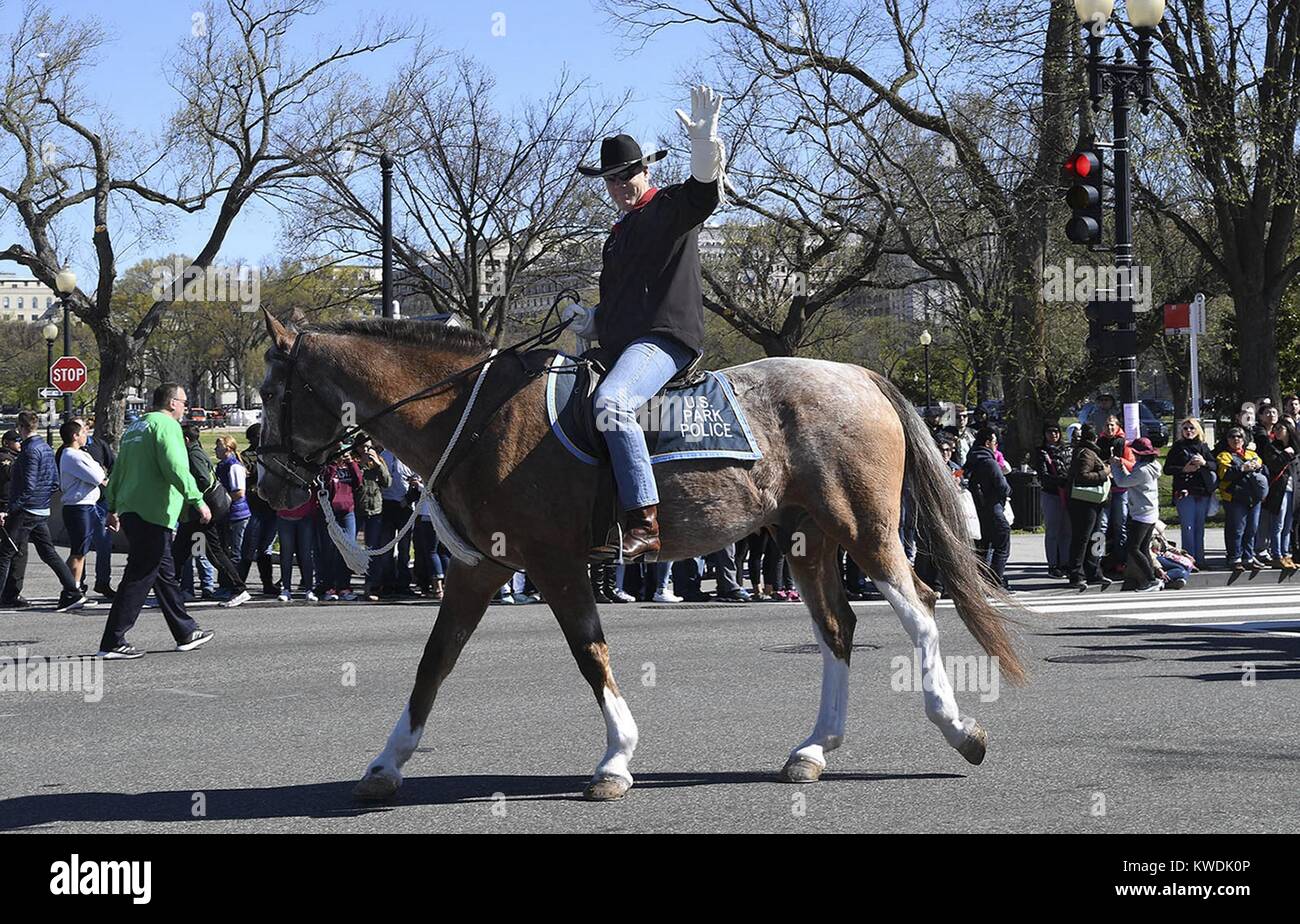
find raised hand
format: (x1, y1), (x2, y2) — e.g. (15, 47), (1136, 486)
(675, 84), (722, 140)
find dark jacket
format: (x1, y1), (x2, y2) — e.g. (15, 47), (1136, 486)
(1069, 440), (1109, 488)
(1254, 422), (1300, 513)
(181, 440), (214, 523)
(1163, 439), (1216, 497)
(241, 447), (275, 518)
(965, 445), (1010, 523)
(85, 436), (116, 475)
(0, 447), (16, 509)
(8, 435), (59, 513)
(595, 179), (719, 361)
(1034, 442), (1071, 492)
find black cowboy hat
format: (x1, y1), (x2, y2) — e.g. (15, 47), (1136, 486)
(577, 133), (667, 178)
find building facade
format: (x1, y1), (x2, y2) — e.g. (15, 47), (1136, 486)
(0, 273), (57, 323)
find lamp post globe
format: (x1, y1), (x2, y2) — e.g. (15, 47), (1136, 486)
(1126, 0), (1165, 28)
(54, 268), (76, 295)
(920, 330), (933, 416)
(1074, 0), (1115, 24)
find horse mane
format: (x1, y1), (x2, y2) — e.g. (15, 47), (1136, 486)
(309, 318), (494, 355)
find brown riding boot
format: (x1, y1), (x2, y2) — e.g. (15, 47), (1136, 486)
(619, 504), (660, 560)
(590, 504), (661, 561)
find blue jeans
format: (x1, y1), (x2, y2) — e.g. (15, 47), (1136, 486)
(1268, 490), (1293, 559)
(1040, 492), (1071, 571)
(1223, 500), (1261, 565)
(180, 554), (216, 594)
(277, 516), (316, 592)
(322, 508), (356, 590)
(1174, 493), (1211, 568)
(1104, 490), (1128, 561)
(594, 334), (694, 510)
(92, 498), (113, 588)
(224, 516), (249, 568)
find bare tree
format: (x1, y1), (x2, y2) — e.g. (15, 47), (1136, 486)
(1134, 0), (1300, 401)
(0, 0), (408, 445)
(281, 55), (626, 341)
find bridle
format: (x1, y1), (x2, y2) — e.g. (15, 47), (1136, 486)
(256, 296), (583, 497)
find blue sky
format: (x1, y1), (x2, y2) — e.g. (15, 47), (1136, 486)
(1, 0), (715, 282)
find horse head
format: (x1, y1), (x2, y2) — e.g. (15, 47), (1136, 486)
(255, 307), (344, 510)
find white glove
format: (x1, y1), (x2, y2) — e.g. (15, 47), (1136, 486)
(675, 84), (728, 204)
(560, 301), (598, 340)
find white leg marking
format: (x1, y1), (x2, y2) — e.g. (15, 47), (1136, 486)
(367, 702), (425, 784)
(791, 617), (850, 769)
(593, 688), (639, 785)
(876, 579), (975, 748)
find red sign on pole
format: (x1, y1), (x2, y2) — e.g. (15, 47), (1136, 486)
(50, 356), (88, 393)
(1164, 302), (1190, 331)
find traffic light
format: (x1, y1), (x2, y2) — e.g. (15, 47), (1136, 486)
(1063, 140), (1104, 245)
(1085, 298), (1136, 359)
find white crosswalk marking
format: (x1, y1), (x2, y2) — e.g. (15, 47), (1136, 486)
(1011, 581), (1300, 631)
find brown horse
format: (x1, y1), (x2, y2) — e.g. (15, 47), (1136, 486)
(254, 311), (1026, 802)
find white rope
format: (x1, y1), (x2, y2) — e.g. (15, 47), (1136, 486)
(318, 350), (499, 573)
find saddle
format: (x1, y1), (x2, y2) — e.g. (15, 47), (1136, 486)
(535, 346), (762, 560)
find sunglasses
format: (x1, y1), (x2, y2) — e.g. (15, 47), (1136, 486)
(606, 164), (644, 183)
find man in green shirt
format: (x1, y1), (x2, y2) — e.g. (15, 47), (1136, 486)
(97, 383), (216, 660)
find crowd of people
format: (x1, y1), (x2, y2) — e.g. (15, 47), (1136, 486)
(927, 394), (1300, 593)
(4, 386), (1295, 623)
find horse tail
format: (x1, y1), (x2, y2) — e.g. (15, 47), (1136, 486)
(865, 370), (1028, 686)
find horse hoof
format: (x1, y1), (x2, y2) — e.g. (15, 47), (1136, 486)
(957, 723), (988, 765)
(353, 767), (401, 802)
(584, 775), (631, 802)
(779, 756), (824, 783)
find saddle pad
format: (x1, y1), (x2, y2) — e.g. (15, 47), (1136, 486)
(544, 353), (762, 465)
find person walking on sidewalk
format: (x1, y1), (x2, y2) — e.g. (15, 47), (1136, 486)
(56, 418), (108, 597)
(96, 383), (215, 659)
(0, 411), (86, 611)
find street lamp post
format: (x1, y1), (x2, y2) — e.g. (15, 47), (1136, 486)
(1073, 0), (1165, 441)
(920, 329), (933, 415)
(380, 152), (394, 319)
(42, 322), (57, 444)
(54, 268), (76, 419)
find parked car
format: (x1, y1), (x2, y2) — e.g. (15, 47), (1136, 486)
(977, 399), (1005, 423)
(185, 407), (208, 428)
(1076, 402), (1168, 446)
(1141, 398), (1174, 418)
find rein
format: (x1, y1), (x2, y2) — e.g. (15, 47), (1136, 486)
(259, 307), (578, 492)
(258, 295), (588, 567)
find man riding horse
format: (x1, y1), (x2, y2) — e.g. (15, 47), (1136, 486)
(563, 84), (727, 562)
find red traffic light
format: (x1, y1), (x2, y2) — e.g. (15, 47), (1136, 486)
(1064, 152), (1100, 178)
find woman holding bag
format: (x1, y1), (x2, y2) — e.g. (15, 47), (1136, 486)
(1066, 424), (1112, 589)
(1163, 418), (1216, 571)
(1216, 428), (1268, 574)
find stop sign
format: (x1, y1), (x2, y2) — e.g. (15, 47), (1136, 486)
(50, 356), (88, 393)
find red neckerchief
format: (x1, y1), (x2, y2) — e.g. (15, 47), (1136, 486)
(612, 187), (658, 233)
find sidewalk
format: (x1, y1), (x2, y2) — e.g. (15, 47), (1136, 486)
(1002, 526), (1297, 594)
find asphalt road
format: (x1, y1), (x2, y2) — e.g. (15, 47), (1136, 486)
(3, 569), (1298, 833)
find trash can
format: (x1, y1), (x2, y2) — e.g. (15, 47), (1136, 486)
(1006, 470), (1042, 529)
